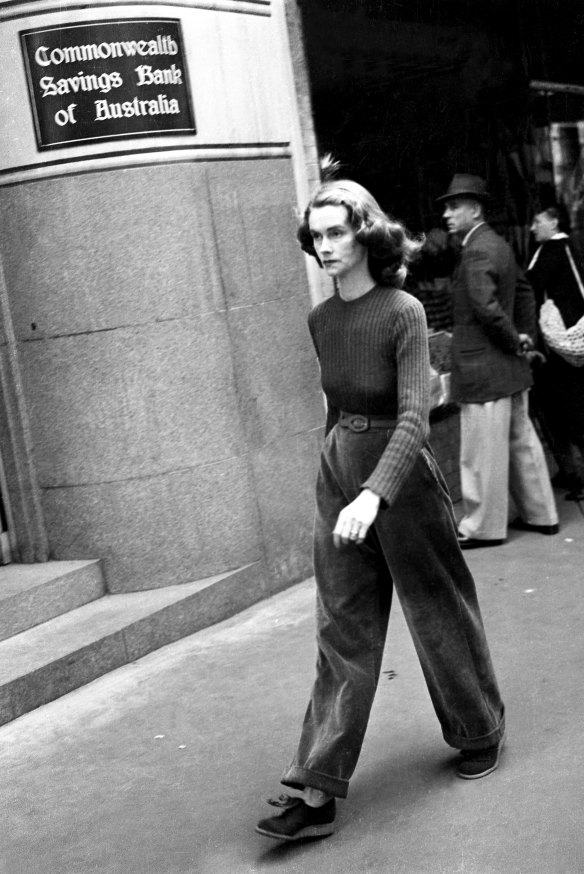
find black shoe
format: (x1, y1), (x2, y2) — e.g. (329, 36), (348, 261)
(509, 519), (559, 535)
(457, 736), (505, 780)
(565, 489), (584, 502)
(255, 797), (336, 841)
(457, 534), (505, 550)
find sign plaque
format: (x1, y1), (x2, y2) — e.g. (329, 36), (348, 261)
(20, 19), (196, 150)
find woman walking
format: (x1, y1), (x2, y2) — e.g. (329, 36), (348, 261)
(255, 176), (505, 842)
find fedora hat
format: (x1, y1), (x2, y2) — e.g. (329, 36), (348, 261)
(436, 174), (489, 203)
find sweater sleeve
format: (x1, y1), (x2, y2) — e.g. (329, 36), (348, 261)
(362, 299), (430, 505)
(308, 305), (340, 436)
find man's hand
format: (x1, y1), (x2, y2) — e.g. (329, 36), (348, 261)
(333, 489), (381, 548)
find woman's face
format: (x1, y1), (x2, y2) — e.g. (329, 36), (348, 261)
(531, 211), (558, 243)
(308, 205), (368, 279)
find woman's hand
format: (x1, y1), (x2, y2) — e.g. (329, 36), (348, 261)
(333, 488), (381, 548)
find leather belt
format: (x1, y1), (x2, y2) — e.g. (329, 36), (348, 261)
(338, 411), (396, 432)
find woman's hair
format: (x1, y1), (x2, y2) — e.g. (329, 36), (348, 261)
(297, 177), (424, 288)
(414, 226), (456, 280)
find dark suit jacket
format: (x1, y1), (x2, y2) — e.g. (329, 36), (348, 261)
(450, 222), (535, 403)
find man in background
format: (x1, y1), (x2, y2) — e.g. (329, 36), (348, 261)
(528, 206), (584, 501)
(438, 174), (558, 548)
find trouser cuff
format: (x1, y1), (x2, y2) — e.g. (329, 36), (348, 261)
(280, 764), (349, 799)
(443, 711), (506, 751)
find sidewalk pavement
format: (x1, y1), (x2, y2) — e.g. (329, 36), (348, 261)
(1, 494), (583, 874)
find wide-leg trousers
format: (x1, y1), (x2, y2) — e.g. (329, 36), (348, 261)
(457, 390), (558, 541)
(281, 424), (505, 799)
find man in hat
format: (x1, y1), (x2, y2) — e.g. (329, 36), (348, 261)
(439, 174), (558, 548)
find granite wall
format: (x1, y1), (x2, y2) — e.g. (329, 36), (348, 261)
(0, 157), (324, 592)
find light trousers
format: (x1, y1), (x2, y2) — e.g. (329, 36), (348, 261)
(281, 424), (505, 799)
(458, 390), (558, 540)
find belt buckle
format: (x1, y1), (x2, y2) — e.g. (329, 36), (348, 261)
(348, 415), (369, 432)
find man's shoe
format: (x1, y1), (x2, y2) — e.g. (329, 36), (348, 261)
(457, 736), (505, 780)
(255, 797), (336, 841)
(457, 534), (505, 550)
(509, 519), (559, 535)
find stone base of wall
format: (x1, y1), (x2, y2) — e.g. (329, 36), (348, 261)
(0, 159), (323, 593)
(429, 404), (461, 504)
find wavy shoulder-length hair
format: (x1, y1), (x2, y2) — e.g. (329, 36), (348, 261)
(297, 178), (424, 288)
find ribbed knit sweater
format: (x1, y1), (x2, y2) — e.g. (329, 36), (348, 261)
(308, 285), (431, 506)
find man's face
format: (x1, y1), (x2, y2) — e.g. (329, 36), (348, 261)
(443, 197), (482, 237)
(531, 211), (558, 243)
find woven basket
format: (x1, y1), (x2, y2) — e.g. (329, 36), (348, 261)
(539, 299), (584, 368)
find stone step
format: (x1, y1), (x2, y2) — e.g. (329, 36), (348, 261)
(0, 560), (105, 642)
(0, 561), (266, 726)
